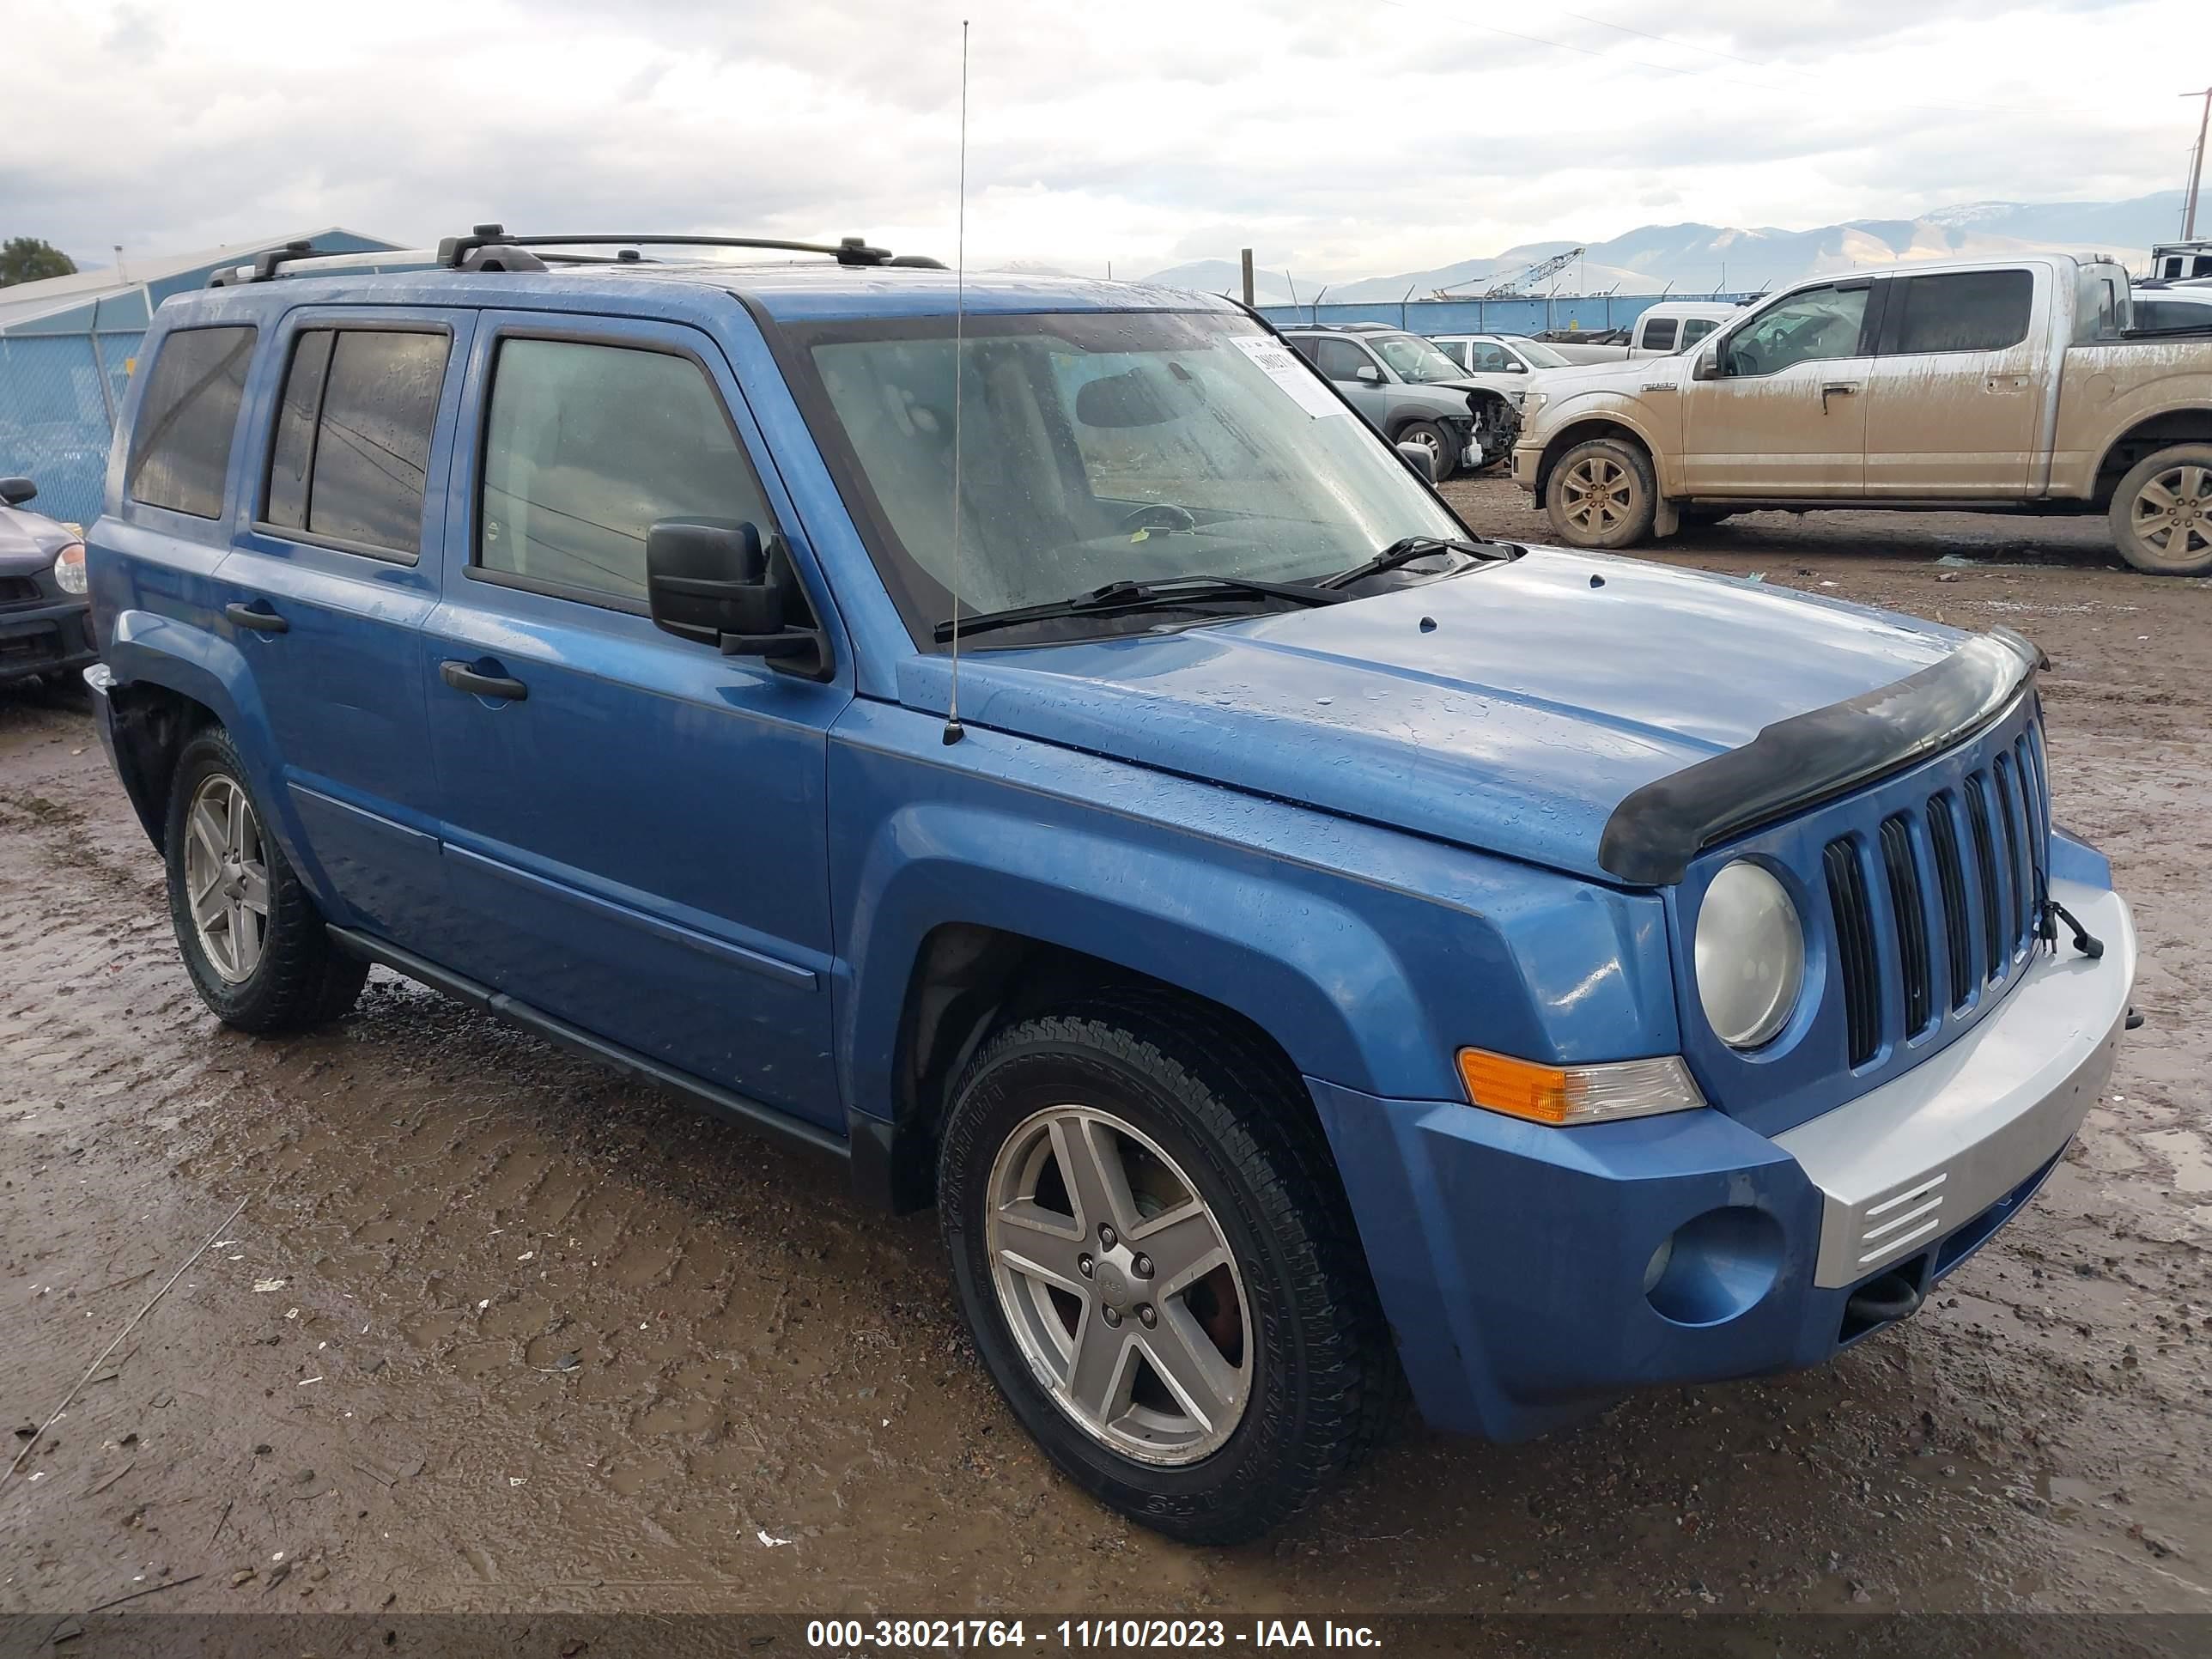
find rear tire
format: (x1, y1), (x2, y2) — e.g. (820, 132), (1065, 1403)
(1396, 420), (1457, 483)
(1546, 437), (1656, 549)
(164, 726), (368, 1031)
(938, 994), (1396, 1544)
(2109, 444), (2212, 575)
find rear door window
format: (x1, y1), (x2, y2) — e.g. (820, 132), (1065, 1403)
(263, 327), (449, 556)
(1881, 270), (2033, 355)
(476, 337), (779, 609)
(126, 325), (258, 519)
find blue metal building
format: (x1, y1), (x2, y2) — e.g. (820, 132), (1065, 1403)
(0, 228), (401, 526)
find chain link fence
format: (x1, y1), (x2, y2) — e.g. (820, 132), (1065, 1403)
(0, 329), (142, 529)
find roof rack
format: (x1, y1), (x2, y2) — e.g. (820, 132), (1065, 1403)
(434, 223), (943, 270)
(207, 244), (441, 288)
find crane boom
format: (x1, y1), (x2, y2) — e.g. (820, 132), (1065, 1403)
(1431, 246), (1584, 301)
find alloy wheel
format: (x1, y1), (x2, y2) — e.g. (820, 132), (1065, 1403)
(2130, 463), (2212, 569)
(1560, 453), (1636, 535)
(182, 774), (270, 983)
(985, 1105), (1252, 1466)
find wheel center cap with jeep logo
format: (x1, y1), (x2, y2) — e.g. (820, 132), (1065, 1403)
(1094, 1260), (1133, 1311)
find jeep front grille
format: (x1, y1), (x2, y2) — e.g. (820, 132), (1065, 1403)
(1823, 723), (2050, 1068)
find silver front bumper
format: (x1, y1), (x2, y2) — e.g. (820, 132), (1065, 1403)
(1775, 878), (2135, 1288)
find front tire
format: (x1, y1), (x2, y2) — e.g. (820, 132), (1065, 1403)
(1546, 436), (1656, 549)
(939, 996), (1395, 1544)
(164, 726), (367, 1031)
(2109, 444), (2212, 574)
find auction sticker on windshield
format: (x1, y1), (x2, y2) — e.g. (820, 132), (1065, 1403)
(1230, 336), (1343, 418)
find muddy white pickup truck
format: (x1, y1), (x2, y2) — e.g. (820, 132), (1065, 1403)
(1510, 254), (2212, 574)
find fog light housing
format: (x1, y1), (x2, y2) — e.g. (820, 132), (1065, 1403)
(1644, 1206), (1784, 1327)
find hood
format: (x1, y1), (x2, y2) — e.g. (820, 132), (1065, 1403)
(897, 548), (1961, 884)
(0, 506), (73, 579)
(1528, 356), (1680, 398)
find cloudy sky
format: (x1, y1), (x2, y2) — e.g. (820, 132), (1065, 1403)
(4, 0), (2203, 282)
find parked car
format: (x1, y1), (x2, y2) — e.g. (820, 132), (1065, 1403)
(2130, 280), (2212, 334)
(1279, 324), (1515, 476)
(0, 476), (94, 689)
(1527, 303), (1744, 364)
(1513, 253), (2212, 574)
(86, 232), (2137, 1544)
(1424, 331), (1577, 402)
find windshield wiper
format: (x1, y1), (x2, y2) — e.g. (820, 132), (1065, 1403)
(1317, 534), (1503, 591)
(933, 574), (1349, 642)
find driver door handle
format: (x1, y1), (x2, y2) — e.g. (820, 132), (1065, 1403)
(1820, 381), (1860, 414)
(225, 601), (289, 634)
(440, 659), (528, 702)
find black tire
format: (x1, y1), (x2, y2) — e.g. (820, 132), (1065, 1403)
(2108, 443), (2212, 575)
(939, 993), (1397, 1544)
(1545, 436), (1656, 549)
(1396, 420), (1457, 482)
(164, 725), (367, 1031)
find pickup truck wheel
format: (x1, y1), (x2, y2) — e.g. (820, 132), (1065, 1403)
(164, 726), (368, 1032)
(1547, 437), (1656, 549)
(2110, 445), (2212, 575)
(1396, 420), (1456, 482)
(939, 999), (1396, 1544)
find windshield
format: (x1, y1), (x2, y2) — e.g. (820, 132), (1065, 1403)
(787, 310), (1466, 645)
(1370, 333), (1468, 384)
(1513, 339), (1571, 368)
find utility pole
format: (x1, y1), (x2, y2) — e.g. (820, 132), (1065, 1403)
(1239, 247), (1255, 307)
(2184, 86), (2212, 240)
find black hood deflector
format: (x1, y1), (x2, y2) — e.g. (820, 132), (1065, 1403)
(1597, 628), (2044, 886)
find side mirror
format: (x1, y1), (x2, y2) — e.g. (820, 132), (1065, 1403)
(1353, 363), (1383, 386)
(1395, 441), (1437, 483)
(645, 519), (830, 679)
(0, 477), (35, 507)
(1505, 361), (1526, 373)
(1692, 345), (1723, 381)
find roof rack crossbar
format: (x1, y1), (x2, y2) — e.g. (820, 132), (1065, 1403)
(436, 225), (896, 269)
(206, 245), (441, 288)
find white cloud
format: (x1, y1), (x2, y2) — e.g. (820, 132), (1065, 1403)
(1, 0), (2197, 281)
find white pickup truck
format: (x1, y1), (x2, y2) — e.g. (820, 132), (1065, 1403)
(1510, 253), (2212, 574)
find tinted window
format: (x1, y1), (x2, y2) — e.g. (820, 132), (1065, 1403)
(1681, 318), (1717, 347)
(1307, 338), (1372, 381)
(1724, 285), (1869, 376)
(264, 331), (334, 529)
(2134, 299), (2212, 333)
(1886, 270), (2033, 355)
(303, 331), (447, 553)
(1640, 316), (1678, 351)
(126, 325), (256, 519)
(478, 338), (775, 605)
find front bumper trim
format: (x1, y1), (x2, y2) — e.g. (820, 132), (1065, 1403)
(1775, 878), (2134, 1287)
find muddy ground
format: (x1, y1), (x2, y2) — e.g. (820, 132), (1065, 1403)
(2, 483), (2208, 1625)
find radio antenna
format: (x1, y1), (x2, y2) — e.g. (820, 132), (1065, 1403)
(942, 18), (971, 747)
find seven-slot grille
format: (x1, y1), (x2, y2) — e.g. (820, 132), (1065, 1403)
(1823, 719), (2051, 1068)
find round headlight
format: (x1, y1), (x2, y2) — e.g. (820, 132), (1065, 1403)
(52, 543), (88, 596)
(1694, 860), (1803, 1049)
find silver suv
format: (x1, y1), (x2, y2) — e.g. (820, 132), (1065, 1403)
(1281, 325), (1515, 478)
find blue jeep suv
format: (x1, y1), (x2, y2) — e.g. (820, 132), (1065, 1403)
(82, 228), (2136, 1543)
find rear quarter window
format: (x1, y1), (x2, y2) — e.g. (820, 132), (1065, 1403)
(1639, 316), (1678, 351)
(125, 325), (258, 519)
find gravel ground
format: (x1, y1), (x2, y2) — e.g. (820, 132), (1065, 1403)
(2, 485), (2207, 1622)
